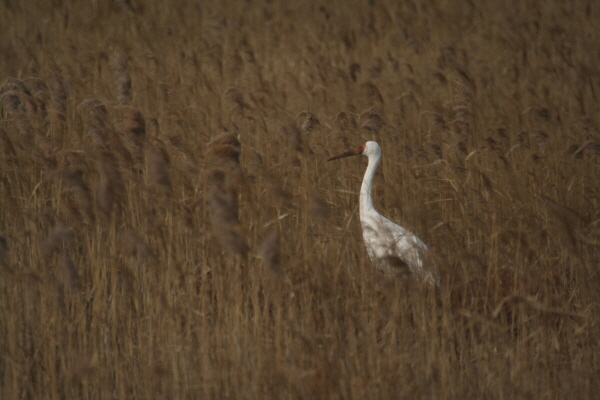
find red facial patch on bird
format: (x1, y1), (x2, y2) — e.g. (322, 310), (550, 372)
(355, 144), (366, 154)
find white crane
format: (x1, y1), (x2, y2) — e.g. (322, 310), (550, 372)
(328, 141), (439, 286)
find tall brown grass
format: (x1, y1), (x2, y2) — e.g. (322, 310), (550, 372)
(1, 1), (599, 399)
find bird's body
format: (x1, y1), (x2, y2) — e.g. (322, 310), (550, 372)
(329, 141), (439, 286)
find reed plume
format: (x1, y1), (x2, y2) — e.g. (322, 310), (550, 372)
(334, 111), (357, 132)
(79, 99), (134, 169)
(1, 78), (38, 142)
(258, 227), (281, 274)
(296, 111), (320, 133)
(359, 106), (386, 133)
(224, 87), (249, 113)
(204, 132), (248, 257)
(79, 98), (110, 147)
(60, 166), (95, 224)
(114, 105), (146, 166)
(49, 67), (68, 125)
(112, 52), (132, 105)
(41, 223), (72, 257)
(95, 150), (125, 217)
(280, 123), (303, 152)
(146, 140), (172, 199)
(60, 251), (79, 291)
(207, 169), (249, 257)
(207, 132), (244, 193)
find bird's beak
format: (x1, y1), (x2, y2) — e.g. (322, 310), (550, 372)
(327, 148), (361, 161)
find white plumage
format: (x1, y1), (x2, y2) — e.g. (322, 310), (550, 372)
(328, 141), (439, 286)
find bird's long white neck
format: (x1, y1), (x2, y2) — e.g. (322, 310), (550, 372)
(359, 152), (380, 219)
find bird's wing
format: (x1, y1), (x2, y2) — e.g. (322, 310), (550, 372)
(362, 214), (438, 283)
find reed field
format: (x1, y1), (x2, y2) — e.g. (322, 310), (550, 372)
(2, 0), (600, 398)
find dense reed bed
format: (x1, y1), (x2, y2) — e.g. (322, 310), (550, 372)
(1, 1), (599, 398)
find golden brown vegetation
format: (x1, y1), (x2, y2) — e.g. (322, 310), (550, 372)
(1, 1), (599, 398)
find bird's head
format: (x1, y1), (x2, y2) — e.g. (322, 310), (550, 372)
(327, 141), (380, 161)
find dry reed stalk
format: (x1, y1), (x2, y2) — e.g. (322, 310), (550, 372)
(164, 134), (198, 174)
(41, 223), (73, 257)
(178, 199), (198, 230)
(53, 282), (66, 313)
(119, 231), (152, 269)
(491, 294), (588, 325)
(79, 99), (134, 170)
(267, 175), (294, 206)
(95, 150), (125, 217)
(117, 265), (136, 293)
(450, 82), (473, 138)
(61, 167), (95, 224)
(533, 130), (550, 153)
(258, 227), (281, 274)
(280, 123), (303, 152)
(332, 129), (350, 149)
(78, 98), (111, 148)
(245, 146), (293, 206)
(207, 169), (249, 257)
(68, 355), (97, 383)
(396, 91), (420, 124)
(0, 235), (9, 274)
(60, 251), (79, 291)
(22, 77), (50, 135)
(114, 105), (146, 168)
(309, 193), (330, 225)
(48, 67), (68, 124)
(543, 197), (584, 255)
(112, 52), (132, 105)
(146, 141), (172, 199)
